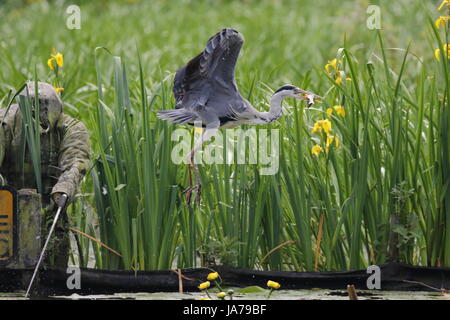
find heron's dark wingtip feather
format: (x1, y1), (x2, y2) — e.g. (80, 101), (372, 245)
(221, 28), (244, 45)
(172, 28), (244, 112)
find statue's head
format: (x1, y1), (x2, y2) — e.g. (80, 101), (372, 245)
(18, 82), (62, 130)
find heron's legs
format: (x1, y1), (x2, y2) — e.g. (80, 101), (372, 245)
(184, 149), (201, 205)
(184, 124), (219, 205)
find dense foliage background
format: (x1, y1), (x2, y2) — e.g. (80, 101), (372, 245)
(1, 0), (449, 271)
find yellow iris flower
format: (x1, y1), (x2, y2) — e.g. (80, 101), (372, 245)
(326, 108), (333, 116)
(333, 105), (346, 117)
(54, 87), (64, 94)
(434, 44), (450, 61)
(327, 106), (345, 117)
(335, 73), (343, 85)
(311, 119), (332, 135)
(435, 16), (449, 28)
(435, 48), (441, 61)
(325, 58), (338, 73)
(325, 58), (347, 85)
(47, 51), (64, 70)
(52, 52), (64, 67)
(321, 119), (331, 134)
(47, 58), (55, 70)
(311, 121), (322, 134)
(311, 145), (323, 157)
(326, 135), (339, 149)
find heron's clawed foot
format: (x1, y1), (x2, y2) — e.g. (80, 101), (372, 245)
(184, 157), (202, 205)
(183, 183), (202, 205)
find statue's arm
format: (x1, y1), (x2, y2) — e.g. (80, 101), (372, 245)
(51, 115), (91, 203)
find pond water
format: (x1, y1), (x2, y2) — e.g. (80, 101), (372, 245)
(1, 289), (448, 300)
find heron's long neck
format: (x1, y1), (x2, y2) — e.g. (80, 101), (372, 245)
(259, 92), (284, 123)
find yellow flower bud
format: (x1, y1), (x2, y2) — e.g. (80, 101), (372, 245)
(198, 281), (211, 290)
(217, 292), (226, 299)
(267, 280), (281, 289)
(207, 272), (219, 281)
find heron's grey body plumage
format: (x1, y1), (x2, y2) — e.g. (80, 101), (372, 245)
(158, 28), (320, 130)
(157, 28), (320, 204)
(158, 28), (262, 128)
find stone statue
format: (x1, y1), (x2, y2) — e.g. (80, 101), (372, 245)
(0, 81), (90, 267)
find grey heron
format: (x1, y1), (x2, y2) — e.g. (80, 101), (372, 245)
(158, 28), (320, 203)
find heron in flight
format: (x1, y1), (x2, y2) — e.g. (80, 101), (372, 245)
(158, 28), (320, 203)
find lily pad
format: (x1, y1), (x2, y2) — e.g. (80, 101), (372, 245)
(237, 286), (266, 293)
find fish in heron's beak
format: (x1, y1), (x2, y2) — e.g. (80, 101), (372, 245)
(295, 88), (322, 106)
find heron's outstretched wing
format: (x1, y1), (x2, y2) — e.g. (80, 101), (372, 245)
(173, 28), (246, 116)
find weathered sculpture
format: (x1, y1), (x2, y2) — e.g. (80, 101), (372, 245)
(0, 81), (90, 267)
